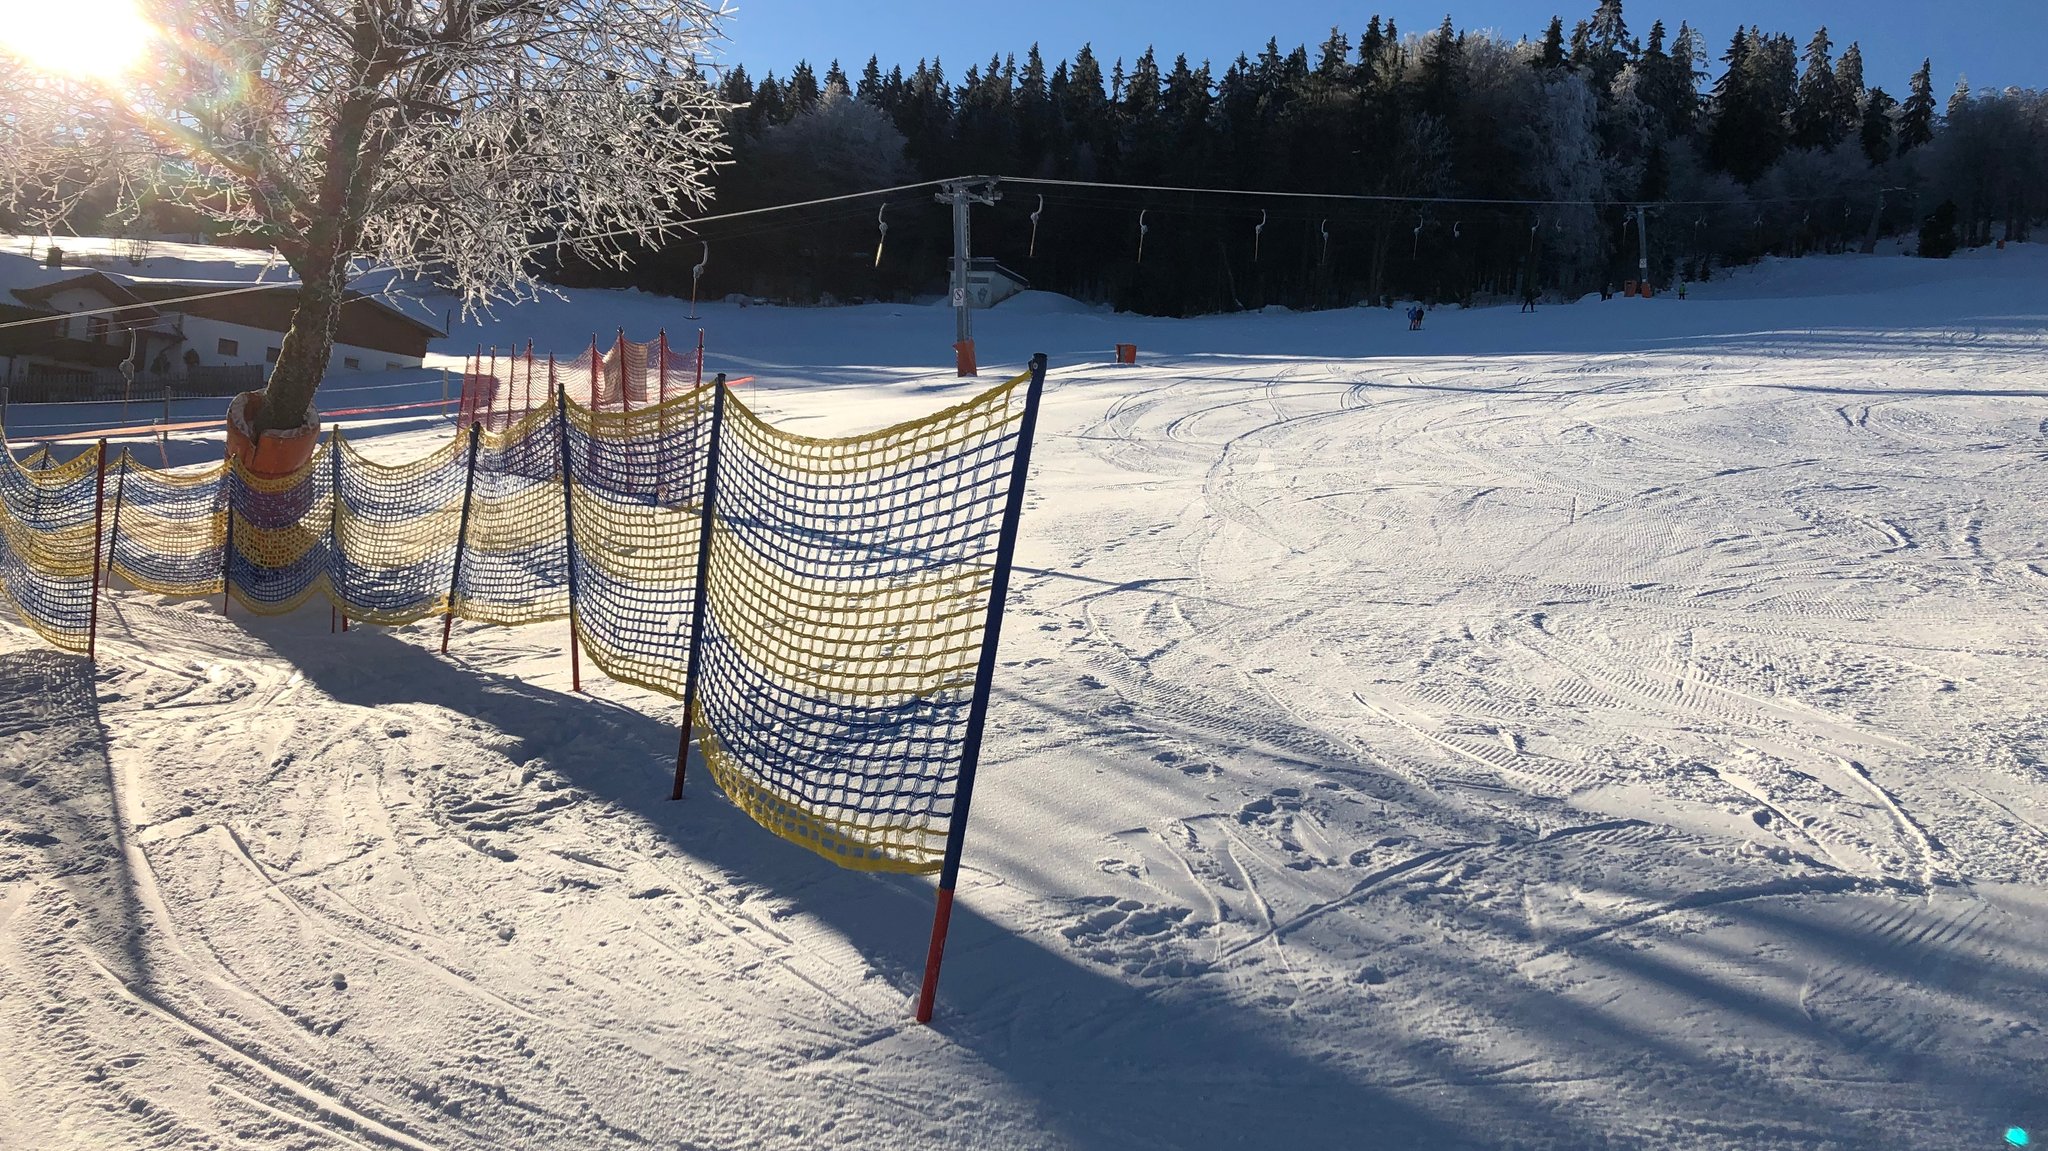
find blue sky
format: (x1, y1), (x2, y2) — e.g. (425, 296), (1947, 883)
(713, 1), (2040, 97)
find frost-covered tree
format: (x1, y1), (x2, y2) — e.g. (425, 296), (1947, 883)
(1584, 0), (1632, 94)
(1, 0), (729, 434)
(1522, 72), (1609, 285)
(1924, 87), (2048, 246)
(1833, 42), (1866, 136)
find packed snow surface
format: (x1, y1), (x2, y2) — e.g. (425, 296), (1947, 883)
(4, 245), (2048, 1149)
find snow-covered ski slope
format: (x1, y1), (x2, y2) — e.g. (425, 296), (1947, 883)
(4, 245), (2048, 1149)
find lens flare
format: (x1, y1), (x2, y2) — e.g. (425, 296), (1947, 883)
(0, 0), (152, 81)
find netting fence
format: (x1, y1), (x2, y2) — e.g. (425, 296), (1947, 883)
(1, 339), (1048, 888)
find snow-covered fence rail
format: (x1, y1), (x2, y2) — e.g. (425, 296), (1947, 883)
(0, 341), (1047, 1021)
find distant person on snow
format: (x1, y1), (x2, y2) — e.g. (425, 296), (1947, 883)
(1521, 286), (1539, 313)
(1407, 305), (1424, 331)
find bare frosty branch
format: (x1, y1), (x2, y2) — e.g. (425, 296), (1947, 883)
(1, 0), (732, 312)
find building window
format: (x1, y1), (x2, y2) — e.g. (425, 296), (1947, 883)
(266, 347), (281, 364)
(217, 337), (239, 356)
(88, 316), (109, 343)
(343, 357), (361, 370)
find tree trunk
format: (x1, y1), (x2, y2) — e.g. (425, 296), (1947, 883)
(1860, 192), (1886, 254)
(258, 255), (347, 435)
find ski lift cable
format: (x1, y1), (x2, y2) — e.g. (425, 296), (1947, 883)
(1002, 175), (1852, 210)
(0, 280), (309, 333)
(0, 177), (965, 334)
(0, 170), (1855, 336)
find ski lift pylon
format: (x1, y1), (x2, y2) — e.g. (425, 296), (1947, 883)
(689, 241), (709, 319)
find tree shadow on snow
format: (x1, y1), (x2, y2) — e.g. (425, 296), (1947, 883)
(0, 649), (151, 990)
(250, 617), (1523, 1150)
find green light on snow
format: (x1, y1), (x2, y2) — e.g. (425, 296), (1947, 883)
(2008, 1128), (2030, 1147)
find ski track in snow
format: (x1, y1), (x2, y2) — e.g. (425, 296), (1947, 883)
(5, 247), (2048, 1149)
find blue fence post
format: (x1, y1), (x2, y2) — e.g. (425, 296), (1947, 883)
(671, 374), (728, 801)
(220, 456), (235, 616)
(101, 450), (127, 590)
(915, 352), (1050, 1025)
(552, 359), (583, 692)
(441, 423), (484, 654)
(327, 428), (345, 622)
(87, 440), (109, 659)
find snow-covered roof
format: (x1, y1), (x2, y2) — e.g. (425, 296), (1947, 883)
(0, 235), (447, 337)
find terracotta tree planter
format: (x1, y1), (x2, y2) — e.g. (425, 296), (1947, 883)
(225, 391), (322, 477)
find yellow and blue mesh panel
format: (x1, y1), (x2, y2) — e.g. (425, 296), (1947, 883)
(331, 433), (466, 624)
(691, 370), (1037, 873)
(0, 437), (103, 653)
(564, 384), (715, 695)
(106, 452), (227, 599)
(1, 347), (1047, 889)
(225, 448), (333, 614)
(453, 403), (568, 625)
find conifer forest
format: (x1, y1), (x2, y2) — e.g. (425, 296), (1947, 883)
(589, 2), (2045, 316)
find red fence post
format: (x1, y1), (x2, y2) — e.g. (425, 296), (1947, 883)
(616, 327), (629, 416)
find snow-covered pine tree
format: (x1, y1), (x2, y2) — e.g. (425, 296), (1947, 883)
(1586, 0), (1631, 93)
(1792, 27), (1842, 150)
(787, 62), (823, 119)
(1536, 16), (1568, 73)
(1860, 87), (1898, 165)
(1898, 58), (1938, 153)
(1833, 43), (1867, 139)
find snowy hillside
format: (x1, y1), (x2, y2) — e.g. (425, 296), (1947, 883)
(4, 243), (2048, 1150)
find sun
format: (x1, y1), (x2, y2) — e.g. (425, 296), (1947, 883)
(0, 0), (153, 81)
